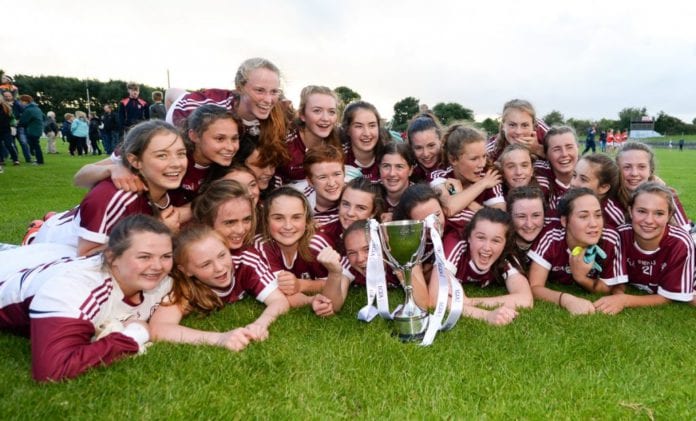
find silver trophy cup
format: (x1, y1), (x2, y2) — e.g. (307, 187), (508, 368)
(379, 220), (429, 341)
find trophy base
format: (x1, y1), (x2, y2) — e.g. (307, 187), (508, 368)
(393, 312), (429, 342)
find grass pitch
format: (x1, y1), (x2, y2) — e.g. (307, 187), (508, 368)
(0, 141), (694, 419)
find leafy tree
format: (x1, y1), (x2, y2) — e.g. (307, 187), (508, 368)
(654, 111), (690, 136)
(479, 118), (499, 136)
(565, 118), (592, 137)
(542, 110), (565, 126)
(334, 86), (361, 106)
(618, 107), (647, 131)
(432, 102), (474, 125)
(334, 86), (361, 118)
(391, 96), (420, 132)
(596, 118), (620, 133)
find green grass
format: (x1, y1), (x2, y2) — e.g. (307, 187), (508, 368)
(1, 142), (695, 418)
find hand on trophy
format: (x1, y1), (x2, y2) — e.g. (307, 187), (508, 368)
(316, 247), (343, 275)
(312, 294), (335, 317)
(276, 270), (301, 295)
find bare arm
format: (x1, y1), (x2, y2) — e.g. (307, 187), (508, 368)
(149, 302), (254, 351)
(77, 238), (106, 257)
(321, 274), (351, 312)
(73, 158), (118, 189)
(529, 261), (595, 315)
(73, 158), (146, 192)
(436, 170), (501, 217)
(427, 262), (518, 325)
(245, 289), (290, 339)
(594, 291), (670, 315)
(468, 272), (533, 309)
(315, 247), (348, 311)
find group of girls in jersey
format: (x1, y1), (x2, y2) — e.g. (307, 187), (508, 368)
(1, 57), (695, 382)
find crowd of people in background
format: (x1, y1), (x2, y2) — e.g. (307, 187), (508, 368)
(0, 74), (169, 173)
(0, 58), (694, 382)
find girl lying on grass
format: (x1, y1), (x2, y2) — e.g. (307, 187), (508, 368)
(409, 203), (528, 326)
(506, 186), (548, 271)
(149, 223), (289, 351)
(528, 188), (627, 315)
(254, 187), (351, 315)
(0, 215), (174, 382)
(595, 182), (695, 313)
(190, 179), (330, 314)
(616, 141), (691, 232)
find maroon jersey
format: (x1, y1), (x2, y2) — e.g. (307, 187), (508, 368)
(528, 223), (627, 286)
(446, 208), (476, 239)
(601, 197), (626, 229)
(314, 207), (339, 227)
(254, 237), (322, 280)
(318, 219), (344, 245)
(617, 224), (695, 301)
(533, 160), (569, 219)
(170, 152), (211, 206)
(170, 89), (240, 128)
(447, 239), (518, 287)
(485, 118), (550, 162)
(671, 191), (692, 231)
(277, 128), (308, 182)
(431, 167), (505, 209)
(349, 266), (400, 288)
(411, 161), (449, 183)
(343, 144), (380, 182)
(34, 179), (154, 248)
(212, 247), (279, 303)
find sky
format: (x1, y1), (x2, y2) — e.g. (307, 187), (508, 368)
(4, 0), (696, 123)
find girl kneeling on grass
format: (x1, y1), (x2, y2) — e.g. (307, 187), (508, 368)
(149, 224), (289, 350)
(34, 120), (187, 257)
(254, 187), (352, 315)
(594, 183), (695, 314)
(528, 188), (628, 315)
(0, 215), (174, 382)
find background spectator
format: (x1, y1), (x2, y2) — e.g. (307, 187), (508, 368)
(100, 104), (119, 154)
(17, 95), (45, 165)
(149, 91), (166, 120)
(44, 111), (59, 154)
(118, 82), (149, 135)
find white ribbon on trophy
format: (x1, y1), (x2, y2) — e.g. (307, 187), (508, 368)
(357, 219), (392, 322)
(420, 214), (464, 346)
